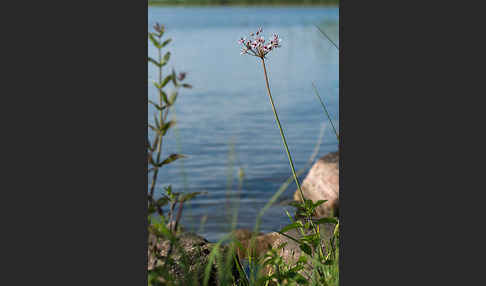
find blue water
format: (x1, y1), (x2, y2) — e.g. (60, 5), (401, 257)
(148, 6), (339, 241)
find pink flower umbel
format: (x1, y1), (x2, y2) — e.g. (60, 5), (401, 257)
(237, 27), (282, 59)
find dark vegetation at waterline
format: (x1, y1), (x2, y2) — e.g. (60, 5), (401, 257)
(148, 0), (339, 6)
(147, 23), (339, 285)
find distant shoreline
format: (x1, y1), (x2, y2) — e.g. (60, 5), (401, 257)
(148, 0), (339, 7)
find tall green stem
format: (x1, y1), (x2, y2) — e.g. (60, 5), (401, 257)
(149, 37), (166, 200)
(260, 58), (306, 203)
(312, 82), (339, 142)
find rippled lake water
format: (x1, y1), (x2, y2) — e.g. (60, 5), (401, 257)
(148, 6), (339, 241)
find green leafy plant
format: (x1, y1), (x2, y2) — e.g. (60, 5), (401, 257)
(147, 22), (198, 219)
(147, 23), (206, 286)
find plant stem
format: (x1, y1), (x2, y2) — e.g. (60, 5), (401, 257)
(149, 44), (165, 200)
(173, 200), (184, 232)
(260, 58), (306, 203)
(315, 24), (339, 51)
(311, 82), (339, 141)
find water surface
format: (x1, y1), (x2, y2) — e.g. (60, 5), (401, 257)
(148, 6), (339, 241)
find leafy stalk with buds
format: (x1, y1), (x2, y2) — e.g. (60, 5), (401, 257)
(147, 23), (193, 217)
(148, 23), (207, 285)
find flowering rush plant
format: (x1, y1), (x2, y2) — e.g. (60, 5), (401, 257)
(238, 27), (282, 58)
(237, 27), (309, 214)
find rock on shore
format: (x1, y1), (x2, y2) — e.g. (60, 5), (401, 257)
(233, 223), (337, 278)
(294, 151), (339, 217)
(148, 231), (241, 285)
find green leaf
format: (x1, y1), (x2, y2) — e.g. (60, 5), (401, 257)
(165, 185), (172, 195)
(148, 100), (166, 111)
(300, 233), (319, 243)
(156, 197), (169, 207)
(304, 199), (314, 209)
(161, 75), (172, 88)
(171, 69), (177, 86)
(304, 221), (310, 229)
(169, 92), (178, 105)
(232, 238), (245, 252)
(324, 259), (335, 265)
(297, 255), (308, 264)
(161, 52), (171, 66)
(151, 219), (173, 239)
(279, 222), (302, 233)
(147, 155), (156, 166)
(333, 222), (340, 237)
(148, 33), (162, 49)
(313, 200), (328, 207)
(160, 154), (186, 166)
(159, 89), (169, 104)
(148, 124), (157, 132)
(153, 114), (161, 130)
(295, 276), (308, 284)
(288, 201), (303, 208)
(299, 243), (312, 256)
(182, 83), (192, 89)
(180, 191), (205, 203)
(276, 242), (288, 250)
(284, 209), (294, 221)
(147, 137), (154, 152)
(314, 217), (338, 225)
(161, 38), (172, 47)
(276, 231), (300, 245)
(297, 210), (307, 217)
(148, 57), (161, 68)
(160, 120), (175, 136)
(148, 204), (156, 215)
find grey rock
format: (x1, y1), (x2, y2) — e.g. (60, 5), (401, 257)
(148, 231), (241, 285)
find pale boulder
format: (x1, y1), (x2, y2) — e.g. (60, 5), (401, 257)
(294, 151), (339, 217)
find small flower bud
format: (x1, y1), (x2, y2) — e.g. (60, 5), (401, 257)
(178, 72), (186, 81)
(153, 23), (163, 34)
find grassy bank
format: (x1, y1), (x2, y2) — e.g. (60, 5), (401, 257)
(148, 0), (339, 7)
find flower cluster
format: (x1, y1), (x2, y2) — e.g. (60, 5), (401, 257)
(238, 27), (282, 58)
